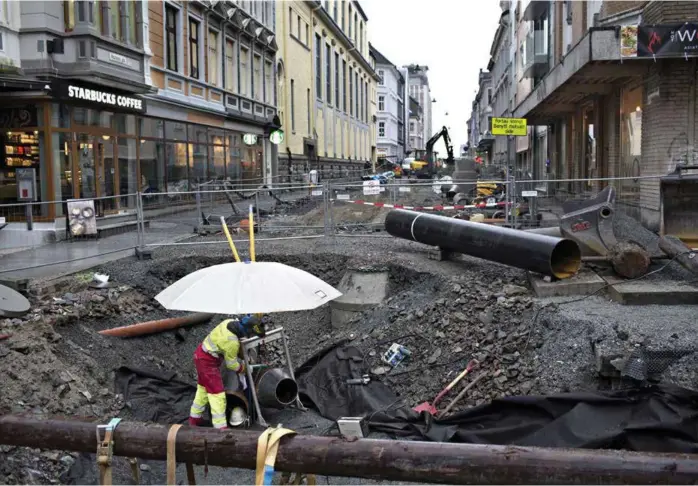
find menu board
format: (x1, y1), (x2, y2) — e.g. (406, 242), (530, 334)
(4, 131), (40, 168)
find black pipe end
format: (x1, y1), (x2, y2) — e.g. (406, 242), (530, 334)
(550, 239), (582, 279)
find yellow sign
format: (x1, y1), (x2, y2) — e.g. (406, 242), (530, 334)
(491, 117), (527, 136)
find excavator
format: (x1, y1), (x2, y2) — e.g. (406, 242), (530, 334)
(411, 126), (455, 179)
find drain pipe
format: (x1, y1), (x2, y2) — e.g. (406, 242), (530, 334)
(99, 313), (214, 338)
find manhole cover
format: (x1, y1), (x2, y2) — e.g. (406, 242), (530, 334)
(0, 284), (31, 318)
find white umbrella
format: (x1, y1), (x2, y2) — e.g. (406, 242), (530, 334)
(154, 261), (342, 314)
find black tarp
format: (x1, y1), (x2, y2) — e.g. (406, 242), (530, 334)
(113, 346), (698, 453)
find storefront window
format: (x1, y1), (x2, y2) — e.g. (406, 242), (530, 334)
(213, 144), (225, 179)
(166, 142), (188, 193)
(620, 85), (643, 207)
(188, 143), (208, 185)
(51, 104), (71, 128)
(165, 121), (187, 141)
(118, 137), (138, 209)
(228, 134), (241, 184)
(114, 114), (137, 135)
(52, 131), (74, 206)
(139, 117), (164, 139)
(140, 139), (166, 204)
(74, 108), (112, 128)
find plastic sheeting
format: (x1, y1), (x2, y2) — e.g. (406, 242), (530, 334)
(113, 346), (698, 453)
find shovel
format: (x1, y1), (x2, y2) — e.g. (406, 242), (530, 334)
(413, 360), (478, 415)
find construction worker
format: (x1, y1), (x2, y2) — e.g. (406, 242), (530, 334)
(189, 314), (265, 430)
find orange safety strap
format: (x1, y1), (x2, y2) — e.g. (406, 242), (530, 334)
(166, 424), (197, 486)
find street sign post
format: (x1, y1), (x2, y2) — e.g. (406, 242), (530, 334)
(491, 117), (527, 136)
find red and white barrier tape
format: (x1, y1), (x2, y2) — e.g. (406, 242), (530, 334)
(334, 199), (512, 211)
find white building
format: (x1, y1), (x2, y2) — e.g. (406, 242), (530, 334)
(370, 44), (406, 163)
(406, 64), (433, 149)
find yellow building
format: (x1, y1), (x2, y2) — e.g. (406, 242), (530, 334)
(276, 0), (379, 179)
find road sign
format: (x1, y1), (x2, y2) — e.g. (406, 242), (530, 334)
(491, 117), (527, 136)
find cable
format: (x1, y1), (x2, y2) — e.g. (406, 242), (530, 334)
(523, 250), (695, 354)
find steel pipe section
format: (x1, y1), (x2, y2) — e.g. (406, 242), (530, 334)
(255, 368), (299, 408)
(385, 209), (581, 279)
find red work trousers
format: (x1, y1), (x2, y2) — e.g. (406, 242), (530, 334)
(193, 344), (224, 394)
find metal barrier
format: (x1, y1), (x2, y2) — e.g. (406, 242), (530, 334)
(0, 173), (672, 275)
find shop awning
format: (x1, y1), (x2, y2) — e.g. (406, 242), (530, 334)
(477, 137), (494, 151)
(0, 75), (48, 92)
(513, 28), (649, 125)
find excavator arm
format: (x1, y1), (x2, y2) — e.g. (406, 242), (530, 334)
(425, 126), (455, 176)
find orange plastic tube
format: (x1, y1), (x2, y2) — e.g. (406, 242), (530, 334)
(99, 313), (214, 338)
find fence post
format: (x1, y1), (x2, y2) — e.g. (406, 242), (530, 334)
(323, 180), (331, 237)
(511, 176), (518, 229)
(255, 190), (261, 233)
(25, 203), (33, 231)
(195, 188), (202, 233)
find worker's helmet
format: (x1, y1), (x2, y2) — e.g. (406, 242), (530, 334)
(229, 314), (265, 338)
(228, 406), (247, 427)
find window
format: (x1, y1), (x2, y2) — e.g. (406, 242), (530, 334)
(291, 79), (296, 131)
(359, 22), (363, 51)
(378, 122), (385, 138)
(305, 23), (309, 44)
(354, 71), (358, 117)
(354, 13), (358, 43)
(165, 4), (178, 71)
(189, 18), (200, 78)
(349, 67), (353, 116)
(325, 44), (331, 106)
(378, 95), (384, 111)
(348, 5), (352, 38)
(342, 59), (347, 112)
(324, 0), (329, 10)
(225, 39), (236, 92)
(410, 121), (415, 132)
(378, 70), (384, 86)
(315, 34), (322, 99)
(253, 54), (262, 101)
(208, 30), (219, 86)
(297, 15), (301, 39)
(265, 60), (273, 103)
(288, 7), (292, 33)
(240, 46), (249, 96)
(487, 87), (492, 104)
(333, 0), (338, 20)
(341, 0), (345, 30)
(334, 52), (339, 109)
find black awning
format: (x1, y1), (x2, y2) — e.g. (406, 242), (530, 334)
(477, 137), (495, 150)
(0, 75), (47, 92)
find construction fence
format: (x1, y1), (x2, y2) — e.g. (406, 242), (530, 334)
(0, 174), (666, 273)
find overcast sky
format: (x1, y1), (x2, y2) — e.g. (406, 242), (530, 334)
(361, 0), (502, 151)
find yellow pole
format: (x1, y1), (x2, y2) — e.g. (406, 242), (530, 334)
(248, 204), (256, 262)
(219, 216), (241, 263)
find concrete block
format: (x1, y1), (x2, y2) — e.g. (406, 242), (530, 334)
(135, 247), (153, 260)
(427, 247), (454, 261)
(528, 268), (606, 298)
(602, 275), (698, 305)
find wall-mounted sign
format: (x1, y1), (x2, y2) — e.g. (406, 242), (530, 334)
(51, 81), (146, 114)
(243, 133), (258, 145)
(491, 117), (527, 136)
(622, 24), (698, 58)
(269, 129), (284, 145)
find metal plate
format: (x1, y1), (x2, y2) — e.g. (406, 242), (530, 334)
(0, 284), (31, 318)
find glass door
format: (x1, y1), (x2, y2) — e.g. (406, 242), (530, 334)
(77, 134), (96, 200)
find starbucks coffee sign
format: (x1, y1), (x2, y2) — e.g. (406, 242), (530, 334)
(52, 80), (147, 114)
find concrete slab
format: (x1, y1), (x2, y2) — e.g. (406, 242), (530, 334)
(528, 268), (606, 298)
(602, 275), (698, 305)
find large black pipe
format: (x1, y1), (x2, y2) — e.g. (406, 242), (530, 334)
(385, 209), (582, 279)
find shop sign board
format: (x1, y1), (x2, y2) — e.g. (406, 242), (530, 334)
(491, 117), (527, 136)
(243, 133), (258, 145)
(363, 180), (381, 196)
(51, 81), (146, 114)
(269, 129), (284, 145)
(621, 24), (698, 58)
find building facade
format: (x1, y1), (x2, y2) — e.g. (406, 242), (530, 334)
(469, 69), (494, 162)
(275, 0), (379, 179)
(370, 43), (405, 163)
(488, 4), (514, 166)
(408, 96), (423, 153)
(0, 0), (279, 228)
(406, 64), (433, 147)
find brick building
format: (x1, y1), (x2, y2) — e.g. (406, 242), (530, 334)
(511, 0), (698, 232)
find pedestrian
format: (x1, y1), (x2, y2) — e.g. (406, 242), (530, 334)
(189, 315), (265, 429)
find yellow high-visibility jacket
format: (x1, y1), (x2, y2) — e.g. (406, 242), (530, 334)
(201, 319), (243, 372)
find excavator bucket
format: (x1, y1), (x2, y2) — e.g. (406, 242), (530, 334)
(559, 186), (619, 257)
(661, 165), (698, 248)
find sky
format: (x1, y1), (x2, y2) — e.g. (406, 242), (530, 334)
(361, 0), (502, 151)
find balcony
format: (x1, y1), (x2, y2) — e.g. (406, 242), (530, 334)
(522, 0), (549, 21)
(522, 29), (549, 79)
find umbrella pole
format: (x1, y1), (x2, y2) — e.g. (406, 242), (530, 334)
(248, 204), (256, 262)
(219, 216), (241, 263)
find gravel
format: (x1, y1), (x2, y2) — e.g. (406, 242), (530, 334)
(2, 228), (698, 484)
